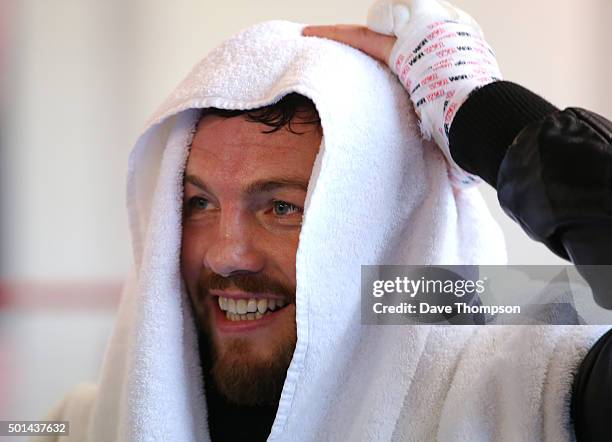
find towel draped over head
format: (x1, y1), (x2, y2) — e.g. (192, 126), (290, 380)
(50, 21), (608, 442)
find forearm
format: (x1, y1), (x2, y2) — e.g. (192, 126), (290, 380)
(448, 81), (612, 267)
(448, 81), (558, 188)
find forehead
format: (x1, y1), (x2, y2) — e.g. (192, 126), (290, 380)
(186, 114), (321, 184)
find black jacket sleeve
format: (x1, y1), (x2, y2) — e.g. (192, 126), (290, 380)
(447, 80), (612, 442)
(449, 81), (612, 306)
(571, 328), (612, 441)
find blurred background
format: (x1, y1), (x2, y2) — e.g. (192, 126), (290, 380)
(0, 0), (610, 427)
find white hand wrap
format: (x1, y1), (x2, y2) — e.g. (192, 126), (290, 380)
(368, 0), (503, 187)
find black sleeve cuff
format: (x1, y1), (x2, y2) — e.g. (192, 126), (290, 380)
(448, 81), (559, 188)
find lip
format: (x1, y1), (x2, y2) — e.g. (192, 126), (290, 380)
(209, 289), (287, 301)
(210, 295), (292, 334)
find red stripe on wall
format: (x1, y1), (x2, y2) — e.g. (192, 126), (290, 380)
(0, 281), (122, 310)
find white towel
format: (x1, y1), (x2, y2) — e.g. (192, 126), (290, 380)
(49, 21), (609, 441)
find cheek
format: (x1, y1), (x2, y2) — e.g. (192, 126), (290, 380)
(180, 226), (207, 286)
(262, 230), (300, 283)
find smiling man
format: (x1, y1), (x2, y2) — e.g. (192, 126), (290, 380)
(179, 95), (321, 439)
(47, 17), (611, 442)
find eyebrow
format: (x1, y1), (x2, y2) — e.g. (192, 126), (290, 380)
(184, 174), (309, 195)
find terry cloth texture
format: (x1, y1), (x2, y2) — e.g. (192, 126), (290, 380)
(46, 21), (609, 442)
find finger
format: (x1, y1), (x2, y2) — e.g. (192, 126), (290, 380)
(302, 25), (396, 65)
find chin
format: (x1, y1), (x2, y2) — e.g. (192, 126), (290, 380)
(209, 334), (295, 406)
(196, 298), (297, 405)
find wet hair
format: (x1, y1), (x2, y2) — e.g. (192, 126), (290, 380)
(198, 92), (321, 134)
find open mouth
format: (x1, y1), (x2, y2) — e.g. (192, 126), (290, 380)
(217, 296), (288, 322)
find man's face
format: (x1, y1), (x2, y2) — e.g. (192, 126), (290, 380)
(181, 113), (321, 406)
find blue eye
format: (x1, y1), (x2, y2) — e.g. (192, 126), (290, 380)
(188, 196), (209, 211)
(273, 201), (301, 216)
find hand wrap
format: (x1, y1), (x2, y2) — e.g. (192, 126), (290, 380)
(368, 0), (502, 186)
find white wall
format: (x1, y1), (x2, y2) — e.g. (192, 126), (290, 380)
(1, 310), (114, 421)
(2, 0), (611, 280)
(2, 1), (134, 280)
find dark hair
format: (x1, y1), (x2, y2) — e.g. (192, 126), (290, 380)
(198, 93), (320, 134)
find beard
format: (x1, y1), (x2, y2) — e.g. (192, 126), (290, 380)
(199, 312), (296, 406)
(192, 272), (297, 406)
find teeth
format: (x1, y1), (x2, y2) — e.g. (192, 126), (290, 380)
(257, 299), (267, 314)
(236, 299), (248, 314)
(217, 296), (288, 319)
(225, 309), (273, 321)
(227, 298), (236, 314)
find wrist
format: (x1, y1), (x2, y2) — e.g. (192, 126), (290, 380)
(391, 20), (503, 186)
(448, 81), (559, 187)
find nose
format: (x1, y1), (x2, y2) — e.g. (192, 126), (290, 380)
(204, 207), (266, 277)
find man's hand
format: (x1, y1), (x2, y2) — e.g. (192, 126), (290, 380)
(302, 25), (396, 66)
(302, 0), (474, 67)
(302, 0), (502, 187)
